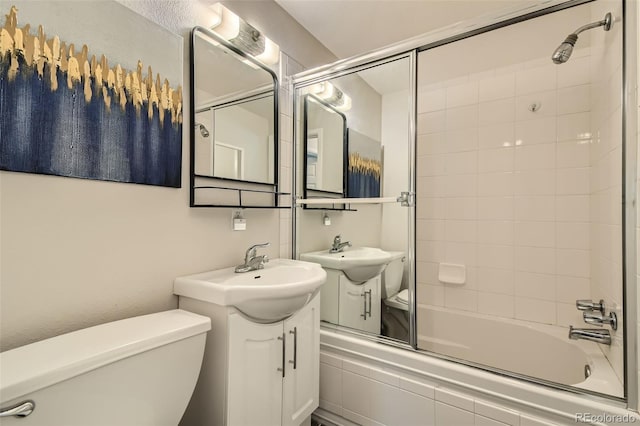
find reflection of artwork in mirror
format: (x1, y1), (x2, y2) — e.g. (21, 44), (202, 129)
(303, 95), (347, 199)
(195, 95), (274, 183)
(347, 129), (381, 198)
(191, 27), (277, 187)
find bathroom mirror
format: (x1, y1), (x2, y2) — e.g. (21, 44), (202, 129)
(303, 95), (347, 201)
(191, 26), (277, 185)
(294, 55), (412, 342)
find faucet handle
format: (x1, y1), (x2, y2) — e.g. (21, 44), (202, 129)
(249, 242), (270, 250)
(583, 311), (617, 330)
(576, 299), (605, 314)
(333, 235), (342, 243)
(245, 242), (270, 261)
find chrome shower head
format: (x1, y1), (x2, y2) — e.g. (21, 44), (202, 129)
(195, 123), (210, 138)
(552, 34), (578, 64)
(551, 12), (612, 65)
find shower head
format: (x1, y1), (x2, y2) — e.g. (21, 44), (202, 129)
(195, 123), (210, 138)
(551, 34), (578, 64)
(551, 12), (612, 64)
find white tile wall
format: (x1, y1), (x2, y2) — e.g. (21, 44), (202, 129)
(318, 351), (568, 426)
(416, 49), (594, 327)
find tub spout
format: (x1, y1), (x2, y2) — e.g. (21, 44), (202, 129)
(569, 326), (611, 345)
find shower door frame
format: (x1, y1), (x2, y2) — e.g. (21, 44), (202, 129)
(290, 0), (638, 409)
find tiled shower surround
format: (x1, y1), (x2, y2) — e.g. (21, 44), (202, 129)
(415, 0), (626, 385)
(416, 48), (595, 328)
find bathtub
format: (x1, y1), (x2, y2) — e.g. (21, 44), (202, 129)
(417, 306), (623, 397)
(319, 306), (633, 425)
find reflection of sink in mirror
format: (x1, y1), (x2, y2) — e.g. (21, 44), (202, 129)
(301, 246), (392, 335)
(300, 246), (392, 282)
(174, 259), (326, 323)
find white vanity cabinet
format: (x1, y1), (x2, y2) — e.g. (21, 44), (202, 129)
(338, 274), (381, 334)
(179, 293), (320, 426)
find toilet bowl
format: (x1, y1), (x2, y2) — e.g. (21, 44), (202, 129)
(381, 251), (408, 312)
(0, 309), (211, 426)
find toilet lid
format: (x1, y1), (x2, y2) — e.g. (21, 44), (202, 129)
(396, 289), (409, 304)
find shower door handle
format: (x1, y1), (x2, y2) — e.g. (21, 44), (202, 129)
(0, 401), (35, 418)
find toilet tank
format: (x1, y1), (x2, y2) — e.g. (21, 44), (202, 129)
(0, 310), (210, 426)
(381, 251), (405, 299)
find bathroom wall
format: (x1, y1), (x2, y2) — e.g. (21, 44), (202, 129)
(588, 0), (624, 383)
(0, 0), (334, 351)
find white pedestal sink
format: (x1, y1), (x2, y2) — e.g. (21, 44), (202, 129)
(300, 246), (392, 282)
(173, 258), (326, 322)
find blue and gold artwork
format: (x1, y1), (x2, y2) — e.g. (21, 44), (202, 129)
(347, 129), (381, 198)
(0, 5), (183, 187)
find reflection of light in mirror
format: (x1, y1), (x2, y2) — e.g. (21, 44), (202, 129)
(335, 94), (352, 111)
(312, 82), (335, 100)
(515, 139), (523, 146)
(310, 82), (351, 110)
(577, 132), (592, 140)
(502, 142), (511, 147)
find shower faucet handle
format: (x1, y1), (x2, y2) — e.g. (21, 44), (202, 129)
(583, 311), (618, 330)
(575, 299), (605, 314)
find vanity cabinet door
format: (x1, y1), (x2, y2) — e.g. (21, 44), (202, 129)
(282, 294), (320, 426)
(338, 274), (381, 334)
(227, 313), (284, 426)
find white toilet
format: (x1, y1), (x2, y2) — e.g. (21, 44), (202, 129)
(381, 251), (409, 340)
(0, 309), (210, 426)
(381, 251), (408, 311)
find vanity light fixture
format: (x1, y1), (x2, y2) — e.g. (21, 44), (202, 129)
(209, 3), (280, 65)
(309, 82), (352, 111)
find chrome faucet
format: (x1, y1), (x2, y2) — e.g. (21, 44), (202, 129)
(583, 311), (618, 330)
(576, 299), (605, 314)
(330, 235), (352, 253)
(569, 326), (612, 345)
(235, 242), (270, 273)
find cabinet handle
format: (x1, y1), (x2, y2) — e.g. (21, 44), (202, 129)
(288, 327), (297, 369)
(277, 333), (285, 378)
(0, 401), (35, 418)
(365, 289), (372, 318)
(361, 292), (367, 320)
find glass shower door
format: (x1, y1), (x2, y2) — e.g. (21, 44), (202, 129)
(414, 0), (625, 399)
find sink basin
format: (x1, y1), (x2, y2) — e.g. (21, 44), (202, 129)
(300, 247), (392, 282)
(174, 259), (326, 322)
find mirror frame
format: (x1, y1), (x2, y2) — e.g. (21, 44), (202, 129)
(302, 94), (347, 209)
(189, 26), (279, 207)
